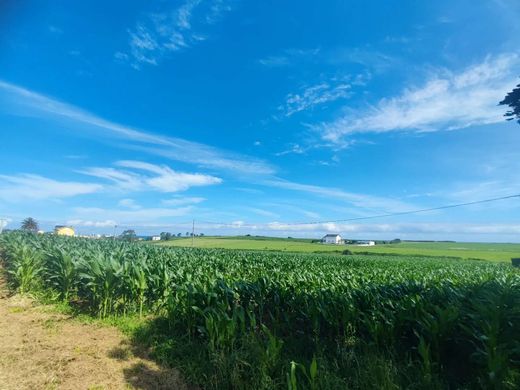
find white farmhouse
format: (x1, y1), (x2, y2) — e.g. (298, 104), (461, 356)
(322, 234), (344, 245)
(357, 240), (375, 246)
(151, 236), (161, 241)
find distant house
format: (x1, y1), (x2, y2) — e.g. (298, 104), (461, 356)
(322, 234), (344, 245)
(54, 225), (75, 237)
(357, 240), (375, 246)
(151, 236), (161, 241)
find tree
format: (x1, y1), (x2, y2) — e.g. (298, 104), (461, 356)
(160, 232), (172, 241)
(185, 232), (190, 237)
(21, 217), (39, 232)
(500, 82), (520, 124)
(177, 233), (182, 237)
(120, 229), (137, 241)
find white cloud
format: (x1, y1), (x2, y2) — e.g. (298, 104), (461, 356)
(116, 160), (222, 191)
(282, 82), (352, 117)
(0, 174), (102, 202)
(263, 178), (416, 213)
(118, 198), (141, 210)
(74, 206), (193, 223)
(124, 0), (233, 68)
(162, 196), (206, 206)
(0, 218), (10, 232)
(80, 160), (222, 193)
(67, 219), (117, 228)
(0, 80), (275, 176)
(318, 53), (520, 143)
(261, 222), (520, 236)
(275, 144), (306, 156)
(79, 167), (141, 190)
(258, 48), (320, 67)
(243, 207), (280, 219)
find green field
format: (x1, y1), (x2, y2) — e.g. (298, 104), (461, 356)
(2, 231), (520, 389)
(157, 236), (520, 262)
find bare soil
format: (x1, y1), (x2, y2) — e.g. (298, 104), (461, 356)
(0, 279), (188, 390)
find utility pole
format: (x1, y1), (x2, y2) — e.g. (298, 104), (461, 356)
(191, 219), (195, 247)
(113, 224), (117, 240)
(0, 218), (7, 234)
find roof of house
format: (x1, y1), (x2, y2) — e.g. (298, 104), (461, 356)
(323, 234), (341, 238)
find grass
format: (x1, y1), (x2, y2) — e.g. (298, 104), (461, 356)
(156, 235), (520, 262)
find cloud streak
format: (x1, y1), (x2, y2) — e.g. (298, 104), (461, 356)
(263, 178), (417, 213)
(81, 160), (222, 193)
(317, 53), (520, 143)
(0, 174), (102, 202)
(281, 81), (352, 117)
(0, 80), (275, 176)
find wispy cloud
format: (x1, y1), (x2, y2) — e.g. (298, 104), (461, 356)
(122, 0), (234, 68)
(81, 160), (222, 193)
(281, 81), (352, 117)
(0, 80), (275, 176)
(242, 207), (280, 219)
(317, 53), (520, 144)
(258, 48), (320, 67)
(67, 219), (117, 228)
(78, 167), (141, 190)
(73, 206), (193, 223)
(263, 178), (416, 213)
(275, 143), (306, 156)
(0, 174), (102, 202)
(118, 198), (141, 210)
(181, 220), (520, 240)
(162, 196), (206, 206)
(261, 221), (520, 236)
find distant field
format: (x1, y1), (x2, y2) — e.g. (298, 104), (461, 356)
(156, 236), (520, 262)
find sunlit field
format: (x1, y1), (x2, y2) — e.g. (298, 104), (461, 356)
(157, 236), (520, 262)
(3, 232), (519, 389)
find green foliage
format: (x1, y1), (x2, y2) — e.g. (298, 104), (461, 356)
(1, 231), (519, 389)
(20, 217), (39, 232)
(500, 81), (520, 124)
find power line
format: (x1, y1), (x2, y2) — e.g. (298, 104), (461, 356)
(197, 193), (520, 227)
(2, 193), (519, 231)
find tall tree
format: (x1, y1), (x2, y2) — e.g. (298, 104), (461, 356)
(120, 229), (137, 241)
(160, 232), (172, 241)
(499, 81), (520, 124)
(21, 217), (39, 232)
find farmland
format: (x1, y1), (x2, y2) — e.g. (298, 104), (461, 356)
(1, 231), (520, 389)
(158, 235), (520, 262)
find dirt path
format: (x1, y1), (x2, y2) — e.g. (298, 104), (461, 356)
(0, 279), (188, 390)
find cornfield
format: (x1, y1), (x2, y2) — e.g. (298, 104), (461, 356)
(1, 231), (519, 389)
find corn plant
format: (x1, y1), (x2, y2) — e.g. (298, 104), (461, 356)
(0, 231), (519, 389)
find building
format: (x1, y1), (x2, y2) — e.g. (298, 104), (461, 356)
(357, 240), (375, 246)
(54, 225), (75, 237)
(322, 234), (344, 245)
(151, 236), (161, 241)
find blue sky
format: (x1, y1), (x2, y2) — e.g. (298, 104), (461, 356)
(1, 0), (520, 241)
